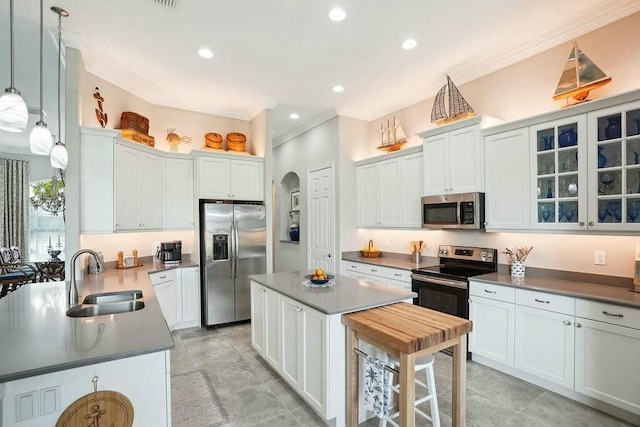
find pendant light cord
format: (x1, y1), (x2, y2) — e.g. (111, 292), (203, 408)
(39, 0), (44, 122)
(9, 0), (15, 87)
(57, 11), (62, 142)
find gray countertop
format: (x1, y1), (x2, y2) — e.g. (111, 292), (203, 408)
(249, 271), (416, 315)
(342, 251), (440, 271)
(0, 262), (193, 383)
(472, 273), (640, 309)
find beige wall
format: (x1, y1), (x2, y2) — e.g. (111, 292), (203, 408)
(81, 73), (252, 154)
(354, 12), (640, 280)
(80, 231), (196, 263)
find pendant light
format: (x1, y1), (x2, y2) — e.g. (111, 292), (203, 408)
(29, 0), (53, 154)
(0, 0), (28, 133)
(49, 6), (68, 170)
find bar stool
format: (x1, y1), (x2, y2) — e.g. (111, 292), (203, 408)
(381, 354), (440, 427)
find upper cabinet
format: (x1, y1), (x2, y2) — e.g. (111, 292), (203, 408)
(165, 158), (195, 230)
(587, 101), (640, 231)
(355, 146), (423, 228)
(530, 115), (587, 231)
(420, 117), (488, 196)
(196, 153), (264, 201)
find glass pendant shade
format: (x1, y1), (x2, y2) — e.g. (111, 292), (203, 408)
(0, 90), (28, 132)
(50, 141), (68, 169)
(29, 121), (53, 155)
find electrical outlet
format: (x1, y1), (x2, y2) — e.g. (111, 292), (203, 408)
(384, 239), (390, 247)
(594, 250), (606, 265)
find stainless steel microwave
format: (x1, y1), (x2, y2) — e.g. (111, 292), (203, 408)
(421, 192), (485, 229)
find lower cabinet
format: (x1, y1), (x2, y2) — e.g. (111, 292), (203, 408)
(251, 281), (344, 423)
(469, 280), (640, 420)
(514, 305), (574, 388)
(342, 261), (411, 290)
(150, 267), (200, 331)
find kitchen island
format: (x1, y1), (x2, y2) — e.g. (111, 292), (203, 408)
(0, 264), (177, 426)
(249, 271), (416, 427)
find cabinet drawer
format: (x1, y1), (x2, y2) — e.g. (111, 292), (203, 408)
(364, 265), (386, 277)
(469, 281), (515, 303)
(385, 268), (411, 282)
(386, 278), (411, 290)
(516, 288), (574, 315)
(343, 261), (364, 273)
(149, 269), (177, 285)
(576, 299), (640, 330)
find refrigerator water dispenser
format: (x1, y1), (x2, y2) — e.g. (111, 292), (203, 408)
(213, 235), (229, 260)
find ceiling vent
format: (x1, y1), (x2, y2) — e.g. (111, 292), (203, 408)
(148, 0), (177, 8)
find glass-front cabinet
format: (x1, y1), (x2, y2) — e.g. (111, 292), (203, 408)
(530, 115), (587, 230)
(588, 101), (640, 231)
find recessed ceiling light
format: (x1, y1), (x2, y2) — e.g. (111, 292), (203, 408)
(402, 39), (417, 50)
(289, 113), (299, 120)
(198, 48), (213, 59)
(332, 85), (344, 93)
(328, 8), (346, 22)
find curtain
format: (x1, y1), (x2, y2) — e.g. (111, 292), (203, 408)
(0, 158), (30, 261)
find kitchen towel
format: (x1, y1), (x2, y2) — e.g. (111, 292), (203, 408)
(363, 355), (390, 418)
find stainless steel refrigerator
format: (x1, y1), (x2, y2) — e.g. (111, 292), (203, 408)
(200, 200), (266, 326)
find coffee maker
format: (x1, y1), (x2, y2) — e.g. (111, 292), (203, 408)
(156, 240), (182, 264)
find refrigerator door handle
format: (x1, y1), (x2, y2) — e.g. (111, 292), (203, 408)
(234, 220), (240, 276)
(229, 222), (235, 279)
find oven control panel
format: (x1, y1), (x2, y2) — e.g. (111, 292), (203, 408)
(438, 245), (496, 262)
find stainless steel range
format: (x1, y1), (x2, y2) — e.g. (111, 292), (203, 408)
(411, 245), (497, 357)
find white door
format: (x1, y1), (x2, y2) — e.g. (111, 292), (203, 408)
(139, 152), (164, 229)
(114, 145), (140, 230)
(250, 283), (266, 355)
(154, 281), (177, 330)
(469, 296), (515, 366)
(166, 158), (194, 229)
(231, 159), (263, 201)
(449, 126), (481, 193)
(264, 289), (281, 369)
(300, 305), (326, 414)
(280, 296), (301, 389)
(423, 134), (448, 195)
(181, 267), (200, 325)
(378, 159), (402, 226)
(514, 305), (575, 388)
(307, 163), (335, 273)
(400, 152), (423, 227)
(197, 156), (230, 199)
(356, 164), (379, 226)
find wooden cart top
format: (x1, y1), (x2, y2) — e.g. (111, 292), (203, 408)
(342, 302), (472, 354)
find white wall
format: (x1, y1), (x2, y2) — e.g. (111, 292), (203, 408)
(250, 108), (273, 272)
(272, 117), (339, 272)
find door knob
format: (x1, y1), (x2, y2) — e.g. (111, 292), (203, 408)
(328, 254), (331, 258)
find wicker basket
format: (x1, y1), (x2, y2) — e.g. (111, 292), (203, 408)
(121, 129), (155, 147)
(120, 112), (149, 134)
(205, 133), (223, 149)
(226, 132), (246, 152)
(360, 250), (382, 258)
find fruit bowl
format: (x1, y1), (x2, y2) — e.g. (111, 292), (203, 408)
(304, 274), (334, 285)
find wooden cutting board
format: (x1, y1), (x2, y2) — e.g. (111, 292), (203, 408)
(56, 390), (134, 427)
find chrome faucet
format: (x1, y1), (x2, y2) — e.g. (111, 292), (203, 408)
(69, 249), (103, 307)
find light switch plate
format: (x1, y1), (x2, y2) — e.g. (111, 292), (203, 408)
(40, 386), (61, 415)
(16, 390), (38, 422)
(594, 250), (606, 265)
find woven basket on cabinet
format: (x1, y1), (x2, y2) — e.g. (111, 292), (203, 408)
(226, 132), (246, 152)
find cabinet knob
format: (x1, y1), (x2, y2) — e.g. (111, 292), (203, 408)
(328, 254), (331, 258)
(563, 320), (571, 326)
(575, 322), (582, 328)
(588, 221), (595, 226)
(295, 307), (302, 313)
(578, 221), (585, 226)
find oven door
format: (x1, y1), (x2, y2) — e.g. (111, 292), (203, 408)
(411, 274), (469, 319)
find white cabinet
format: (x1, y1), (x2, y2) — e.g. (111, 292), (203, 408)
(80, 127), (117, 233)
(355, 147), (423, 228)
(469, 281), (516, 366)
(196, 154), (264, 201)
(115, 144), (165, 231)
(514, 304), (575, 388)
(165, 158), (194, 229)
(150, 269), (178, 329)
(150, 267), (200, 331)
(575, 300), (640, 415)
(342, 261), (413, 290)
(178, 267), (200, 328)
(251, 282), (345, 422)
(484, 128), (530, 230)
(421, 121), (484, 195)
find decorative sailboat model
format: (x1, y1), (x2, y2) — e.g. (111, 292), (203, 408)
(431, 75), (476, 125)
(553, 42), (611, 105)
(377, 116), (407, 152)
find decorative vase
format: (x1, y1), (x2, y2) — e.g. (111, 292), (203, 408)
(604, 116), (621, 139)
(511, 261), (525, 278)
(542, 135), (554, 151)
(597, 146), (607, 168)
(546, 179), (553, 199)
(558, 128), (577, 147)
(289, 222), (299, 242)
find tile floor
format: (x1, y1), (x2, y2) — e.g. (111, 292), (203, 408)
(170, 323), (634, 427)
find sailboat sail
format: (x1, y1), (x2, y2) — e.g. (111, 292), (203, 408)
(431, 75), (475, 124)
(553, 43), (611, 102)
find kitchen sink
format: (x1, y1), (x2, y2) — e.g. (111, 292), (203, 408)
(66, 300), (145, 317)
(82, 290), (143, 304)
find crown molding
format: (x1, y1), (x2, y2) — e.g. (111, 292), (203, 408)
(364, 0), (640, 122)
(273, 108), (338, 147)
